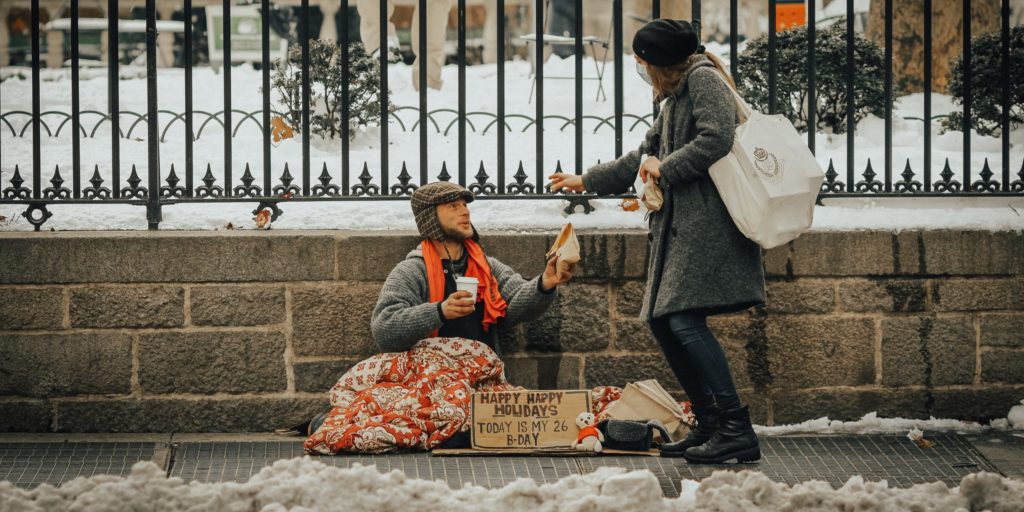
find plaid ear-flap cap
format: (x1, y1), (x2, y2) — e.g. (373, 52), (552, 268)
(410, 182), (476, 241)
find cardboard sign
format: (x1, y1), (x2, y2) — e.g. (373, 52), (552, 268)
(470, 390), (591, 450)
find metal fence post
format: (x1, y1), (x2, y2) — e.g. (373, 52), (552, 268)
(145, 0), (162, 229)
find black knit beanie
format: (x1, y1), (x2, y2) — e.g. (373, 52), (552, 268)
(632, 19), (701, 67)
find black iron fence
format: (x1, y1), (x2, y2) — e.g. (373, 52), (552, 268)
(0, 0), (1021, 230)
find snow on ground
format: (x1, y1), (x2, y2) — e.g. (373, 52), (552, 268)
(755, 412), (994, 436)
(1, 43), (1021, 231)
(1, 458), (1022, 512)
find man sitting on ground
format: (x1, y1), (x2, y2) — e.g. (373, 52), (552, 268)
(371, 181), (575, 354)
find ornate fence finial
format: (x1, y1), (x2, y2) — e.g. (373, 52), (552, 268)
(972, 159), (999, 193)
(390, 162), (417, 196)
(507, 161), (534, 195)
(43, 165), (71, 199)
(934, 158), (962, 193)
(469, 161), (496, 195)
(161, 164), (187, 198)
(121, 165), (148, 199)
(234, 163), (262, 197)
(273, 163), (301, 196)
(84, 165), (112, 199)
(197, 163), (224, 198)
(3, 165), (31, 199)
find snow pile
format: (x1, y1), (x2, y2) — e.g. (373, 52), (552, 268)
(754, 412), (991, 436)
(687, 470), (1022, 512)
(1, 459), (1022, 512)
(0, 460), (674, 512)
(1008, 400), (1024, 429)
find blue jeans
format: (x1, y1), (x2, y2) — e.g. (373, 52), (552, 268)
(649, 312), (742, 412)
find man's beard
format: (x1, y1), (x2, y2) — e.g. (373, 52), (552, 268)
(441, 223), (474, 241)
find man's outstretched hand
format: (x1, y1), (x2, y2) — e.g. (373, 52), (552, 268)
(441, 290), (475, 320)
(542, 255), (576, 291)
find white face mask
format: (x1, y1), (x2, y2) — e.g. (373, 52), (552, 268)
(636, 61), (652, 85)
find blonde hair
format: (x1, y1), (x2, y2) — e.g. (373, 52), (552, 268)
(648, 51), (736, 102)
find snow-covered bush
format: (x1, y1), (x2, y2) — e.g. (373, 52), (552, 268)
(736, 20), (890, 134)
(271, 39), (392, 141)
(943, 26), (1024, 137)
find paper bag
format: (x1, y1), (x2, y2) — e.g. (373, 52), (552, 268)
(638, 155), (663, 212)
(546, 223), (581, 276)
(604, 379), (692, 441)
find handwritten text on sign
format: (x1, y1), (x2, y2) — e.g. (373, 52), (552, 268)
(471, 390), (591, 450)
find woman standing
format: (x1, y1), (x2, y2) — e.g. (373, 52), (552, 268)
(549, 19), (765, 464)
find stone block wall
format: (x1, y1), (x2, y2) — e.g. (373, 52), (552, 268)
(0, 229), (1021, 432)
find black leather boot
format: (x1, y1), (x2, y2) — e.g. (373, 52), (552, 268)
(273, 410), (330, 436)
(660, 403), (720, 457)
(308, 410), (329, 435)
(682, 405), (760, 464)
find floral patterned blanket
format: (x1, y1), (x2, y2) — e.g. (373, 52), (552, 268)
(304, 337), (623, 455)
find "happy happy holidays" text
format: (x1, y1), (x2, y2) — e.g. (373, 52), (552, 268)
(478, 391), (565, 417)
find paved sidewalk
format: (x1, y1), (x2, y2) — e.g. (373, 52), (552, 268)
(1, 432), (1021, 497)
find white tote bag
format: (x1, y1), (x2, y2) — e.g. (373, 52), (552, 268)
(708, 75), (825, 249)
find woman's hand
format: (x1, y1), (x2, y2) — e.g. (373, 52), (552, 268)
(639, 155), (662, 183)
(548, 173), (585, 193)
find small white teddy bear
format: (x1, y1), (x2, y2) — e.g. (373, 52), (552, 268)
(571, 411), (604, 452)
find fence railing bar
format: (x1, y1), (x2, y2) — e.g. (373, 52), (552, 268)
(924, 0), (932, 191)
(341, 0), (350, 195)
(1001, 0), (1010, 191)
(534, 0), (543, 188)
(962, 0), (972, 187)
(261, 0), (271, 195)
(145, 0), (161, 229)
(651, 0), (659, 119)
(108, 0), (121, 197)
(497, 0), (507, 192)
(222, 0), (233, 196)
(31, 0), (41, 199)
(71, 0), (81, 198)
(379, 0), (389, 194)
(807, 0), (816, 155)
(692, 0), (701, 34)
(768, 0), (776, 115)
(845, 0), (854, 192)
(184, 0), (194, 197)
(729, 0), (737, 81)
(301, 0), (311, 196)
(613, 0), (623, 158)
(884, 0), (893, 191)
(419, 0), (428, 185)
(458, 0), (467, 186)
(574, 0), (583, 175)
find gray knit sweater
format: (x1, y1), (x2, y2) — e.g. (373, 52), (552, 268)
(371, 248), (558, 353)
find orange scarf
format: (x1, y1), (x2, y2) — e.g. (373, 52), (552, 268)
(422, 239), (508, 337)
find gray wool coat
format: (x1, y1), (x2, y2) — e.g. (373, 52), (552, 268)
(582, 56), (766, 321)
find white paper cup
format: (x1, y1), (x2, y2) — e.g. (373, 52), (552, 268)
(455, 276), (478, 302)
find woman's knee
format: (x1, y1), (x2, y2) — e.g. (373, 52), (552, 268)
(666, 312), (709, 343)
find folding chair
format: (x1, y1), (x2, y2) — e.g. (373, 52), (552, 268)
(519, 0), (611, 102)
